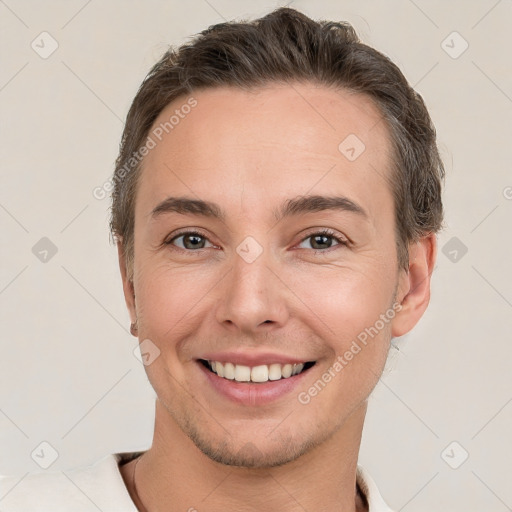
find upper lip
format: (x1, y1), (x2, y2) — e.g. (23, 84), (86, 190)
(198, 351), (314, 366)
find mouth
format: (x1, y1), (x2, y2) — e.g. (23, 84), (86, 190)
(198, 359), (316, 383)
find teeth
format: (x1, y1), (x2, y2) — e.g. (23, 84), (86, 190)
(251, 365), (268, 383)
(207, 360), (309, 383)
(293, 363), (304, 375)
(281, 364), (292, 378)
(234, 364), (251, 382)
(224, 362), (235, 380)
(268, 363), (282, 381)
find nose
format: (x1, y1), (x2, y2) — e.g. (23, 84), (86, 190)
(215, 245), (290, 334)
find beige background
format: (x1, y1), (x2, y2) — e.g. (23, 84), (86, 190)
(1, 1), (511, 510)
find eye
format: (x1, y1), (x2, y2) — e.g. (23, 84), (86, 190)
(297, 229), (348, 251)
(166, 230), (214, 250)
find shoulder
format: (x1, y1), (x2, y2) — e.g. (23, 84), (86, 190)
(0, 452), (142, 512)
(356, 465), (395, 512)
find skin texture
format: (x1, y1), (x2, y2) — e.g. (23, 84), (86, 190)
(117, 82), (437, 512)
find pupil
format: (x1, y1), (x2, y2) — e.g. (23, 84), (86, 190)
(312, 235), (331, 249)
(184, 235), (204, 249)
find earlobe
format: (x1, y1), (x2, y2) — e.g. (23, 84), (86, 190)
(391, 233), (437, 338)
(117, 240), (137, 333)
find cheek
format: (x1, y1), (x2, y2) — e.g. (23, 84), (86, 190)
(133, 259), (217, 343)
(291, 261), (396, 347)
(293, 267), (394, 416)
(288, 260), (396, 404)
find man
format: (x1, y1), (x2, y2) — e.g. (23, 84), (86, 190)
(0, 7), (443, 511)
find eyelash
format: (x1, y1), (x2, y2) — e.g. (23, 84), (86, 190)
(297, 228), (349, 252)
(165, 228), (348, 254)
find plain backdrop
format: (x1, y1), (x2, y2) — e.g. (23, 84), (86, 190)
(1, 1), (511, 511)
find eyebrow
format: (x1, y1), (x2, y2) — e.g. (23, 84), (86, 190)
(151, 197), (225, 220)
(275, 195), (368, 221)
(150, 194), (368, 222)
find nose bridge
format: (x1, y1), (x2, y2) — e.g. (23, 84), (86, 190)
(215, 235), (288, 332)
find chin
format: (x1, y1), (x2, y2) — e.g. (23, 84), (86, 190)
(184, 418), (325, 469)
(196, 438), (310, 468)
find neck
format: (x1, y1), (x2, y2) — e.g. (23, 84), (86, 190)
(125, 400), (368, 512)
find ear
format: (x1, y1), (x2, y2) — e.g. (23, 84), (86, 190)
(117, 239), (137, 330)
(391, 233), (437, 337)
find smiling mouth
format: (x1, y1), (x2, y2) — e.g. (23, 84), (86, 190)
(198, 359), (316, 383)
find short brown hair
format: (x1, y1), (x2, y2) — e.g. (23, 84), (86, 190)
(110, 7), (444, 280)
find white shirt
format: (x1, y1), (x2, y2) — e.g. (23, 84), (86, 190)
(0, 451), (394, 511)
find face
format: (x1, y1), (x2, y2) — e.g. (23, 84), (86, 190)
(121, 83), (416, 468)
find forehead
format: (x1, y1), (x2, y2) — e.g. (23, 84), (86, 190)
(137, 83), (394, 224)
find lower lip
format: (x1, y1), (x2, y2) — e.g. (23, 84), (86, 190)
(197, 361), (312, 406)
